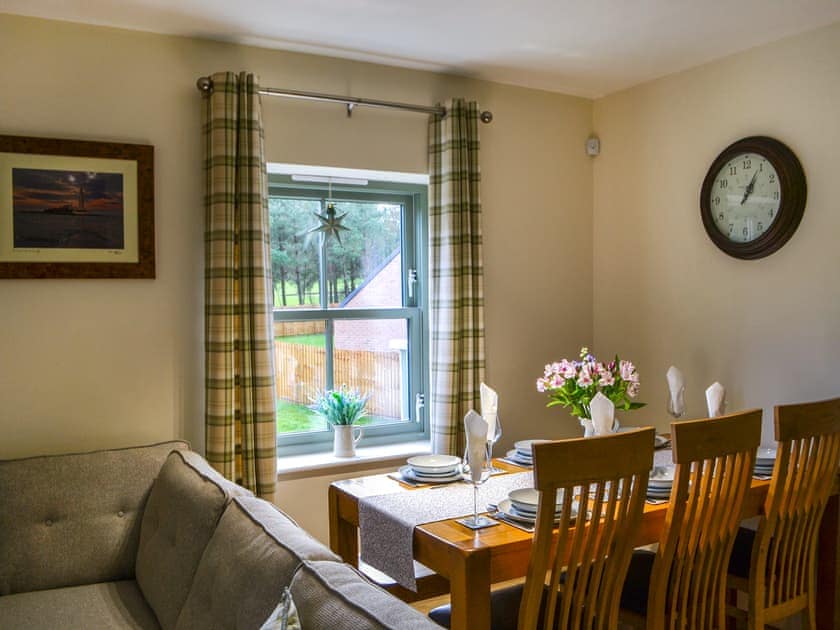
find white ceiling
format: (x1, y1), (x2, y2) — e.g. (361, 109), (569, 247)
(2, 0), (839, 97)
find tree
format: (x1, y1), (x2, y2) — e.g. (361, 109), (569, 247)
(324, 201), (401, 304)
(269, 196), (402, 307)
(269, 198), (319, 306)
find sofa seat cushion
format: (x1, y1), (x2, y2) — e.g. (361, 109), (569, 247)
(136, 450), (250, 630)
(290, 560), (441, 629)
(0, 580), (160, 629)
(175, 496), (339, 630)
(0, 441), (188, 596)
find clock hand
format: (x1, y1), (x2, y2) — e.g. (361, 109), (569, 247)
(741, 170), (759, 205)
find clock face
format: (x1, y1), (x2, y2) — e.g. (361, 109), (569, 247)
(700, 136), (806, 260)
(709, 152), (782, 244)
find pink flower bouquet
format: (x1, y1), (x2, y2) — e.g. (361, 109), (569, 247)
(537, 347), (645, 420)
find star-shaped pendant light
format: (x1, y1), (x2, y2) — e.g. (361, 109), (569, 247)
(309, 202), (349, 244)
(308, 181), (350, 244)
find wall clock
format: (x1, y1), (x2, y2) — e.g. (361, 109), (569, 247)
(700, 136), (806, 259)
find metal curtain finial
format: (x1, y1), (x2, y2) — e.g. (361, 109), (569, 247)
(196, 76), (214, 96)
(436, 107), (494, 124)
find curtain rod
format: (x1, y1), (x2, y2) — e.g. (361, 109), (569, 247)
(195, 76), (493, 123)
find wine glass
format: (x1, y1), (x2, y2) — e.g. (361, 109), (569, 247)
(459, 442), (495, 529)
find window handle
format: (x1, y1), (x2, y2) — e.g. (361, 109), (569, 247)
(408, 268), (417, 299)
(415, 393), (425, 423)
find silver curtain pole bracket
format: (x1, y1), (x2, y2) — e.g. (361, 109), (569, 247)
(480, 111), (493, 124)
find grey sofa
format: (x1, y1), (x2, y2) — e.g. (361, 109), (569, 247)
(0, 441), (440, 629)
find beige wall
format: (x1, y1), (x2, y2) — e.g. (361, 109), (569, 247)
(0, 14), (593, 467)
(592, 22), (840, 442)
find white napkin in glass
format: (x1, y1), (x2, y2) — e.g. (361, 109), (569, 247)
(705, 382), (726, 417)
(464, 410), (489, 483)
(590, 392), (616, 436)
(666, 366), (685, 417)
(480, 383), (499, 442)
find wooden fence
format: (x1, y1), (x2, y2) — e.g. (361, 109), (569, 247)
(273, 320), (325, 337)
(274, 341), (403, 418)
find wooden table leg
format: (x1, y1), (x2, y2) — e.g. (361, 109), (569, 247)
(328, 485), (359, 566)
(817, 493), (839, 629)
(448, 547), (491, 630)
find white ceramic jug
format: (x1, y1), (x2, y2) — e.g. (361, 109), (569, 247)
(333, 424), (363, 457)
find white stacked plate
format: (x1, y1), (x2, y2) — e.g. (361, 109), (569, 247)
(647, 465), (675, 499)
(654, 434), (670, 449)
(754, 447), (777, 477)
(505, 449), (532, 466)
(589, 479), (623, 501)
(400, 455), (462, 484)
(507, 439), (551, 466)
(616, 427), (669, 449)
(498, 488), (573, 524)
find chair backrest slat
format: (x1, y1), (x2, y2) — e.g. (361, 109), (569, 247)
(647, 410), (761, 630)
(518, 428), (655, 630)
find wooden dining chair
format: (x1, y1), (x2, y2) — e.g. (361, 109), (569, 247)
(619, 410), (762, 630)
(429, 427), (655, 629)
(726, 397), (840, 629)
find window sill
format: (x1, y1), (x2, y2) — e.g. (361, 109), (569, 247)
(276, 440), (431, 481)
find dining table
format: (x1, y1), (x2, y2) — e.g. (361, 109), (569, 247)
(328, 455), (840, 630)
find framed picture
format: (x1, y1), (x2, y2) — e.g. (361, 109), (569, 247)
(0, 135), (154, 278)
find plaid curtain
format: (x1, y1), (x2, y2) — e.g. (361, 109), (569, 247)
(203, 71), (277, 498)
(428, 99), (486, 455)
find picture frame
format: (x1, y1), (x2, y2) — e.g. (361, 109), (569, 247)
(0, 135), (154, 278)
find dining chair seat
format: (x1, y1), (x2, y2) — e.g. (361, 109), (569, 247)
(428, 583), (529, 630)
(618, 550), (656, 617)
(620, 529), (757, 620)
(726, 527), (756, 580)
(429, 563), (641, 628)
(428, 572), (593, 629)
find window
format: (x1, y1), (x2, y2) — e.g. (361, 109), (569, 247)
(268, 165), (429, 455)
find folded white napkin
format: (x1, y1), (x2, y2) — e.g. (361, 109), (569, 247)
(464, 410), (489, 483)
(590, 392), (616, 436)
(705, 382), (726, 417)
(480, 383), (499, 442)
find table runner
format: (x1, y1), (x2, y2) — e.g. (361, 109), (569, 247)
(358, 471), (534, 590)
(653, 448), (672, 467)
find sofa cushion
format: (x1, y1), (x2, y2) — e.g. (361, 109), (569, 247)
(175, 496), (339, 630)
(290, 560), (441, 629)
(0, 579), (161, 629)
(136, 450), (250, 629)
(0, 441), (188, 596)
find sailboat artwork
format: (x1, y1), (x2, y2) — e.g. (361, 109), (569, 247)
(12, 168), (125, 250)
(42, 173), (90, 215)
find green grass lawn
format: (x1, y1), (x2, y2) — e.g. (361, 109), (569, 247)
(277, 333), (325, 347)
(277, 399), (390, 434)
(277, 400), (326, 433)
